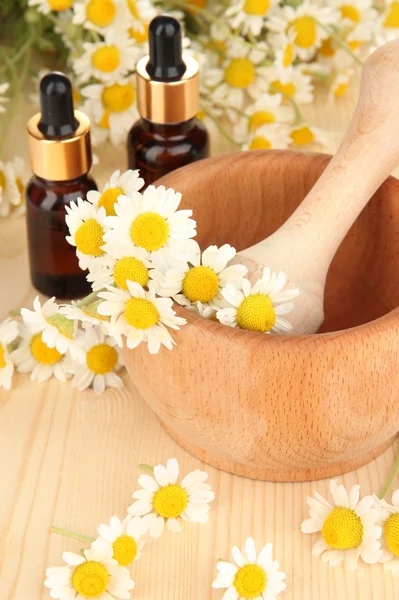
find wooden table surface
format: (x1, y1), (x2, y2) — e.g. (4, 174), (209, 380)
(1, 86), (399, 600)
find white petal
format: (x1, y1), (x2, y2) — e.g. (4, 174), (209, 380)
(257, 543), (273, 567)
(345, 548), (361, 571)
(232, 546), (244, 567)
(312, 539), (329, 557)
(62, 552), (85, 566)
(137, 474), (159, 492)
(330, 480), (348, 507)
(181, 469), (208, 488)
(153, 464), (171, 487)
(301, 517), (323, 534)
(348, 485), (361, 510)
(150, 516), (165, 538)
(167, 517), (182, 532)
(217, 562), (238, 575)
(166, 458), (179, 483)
(355, 495), (375, 517)
(221, 586), (239, 600)
(244, 537), (257, 563)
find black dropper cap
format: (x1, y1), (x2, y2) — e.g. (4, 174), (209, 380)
(146, 15), (187, 82)
(37, 72), (80, 139)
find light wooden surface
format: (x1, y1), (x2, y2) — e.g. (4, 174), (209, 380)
(2, 84), (399, 599)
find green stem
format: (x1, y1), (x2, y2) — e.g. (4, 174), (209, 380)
(203, 110), (241, 147)
(51, 526), (95, 543)
(379, 446), (399, 499)
(139, 463), (154, 473)
(314, 19), (363, 67)
(77, 289), (101, 308)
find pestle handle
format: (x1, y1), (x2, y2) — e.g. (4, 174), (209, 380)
(241, 40), (399, 284)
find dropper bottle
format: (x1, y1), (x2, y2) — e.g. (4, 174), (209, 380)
(26, 72), (97, 299)
(127, 15), (209, 187)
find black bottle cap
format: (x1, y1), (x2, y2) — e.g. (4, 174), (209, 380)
(146, 15), (187, 82)
(37, 72), (80, 139)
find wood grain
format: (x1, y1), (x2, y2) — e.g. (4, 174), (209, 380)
(2, 86), (399, 599)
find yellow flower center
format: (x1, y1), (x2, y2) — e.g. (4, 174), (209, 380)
(248, 110), (275, 131)
(102, 83), (135, 113)
(243, 0), (270, 16)
(75, 219), (105, 256)
(348, 40), (362, 51)
(98, 111), (110, 129)
(321, 507), (363, 549)
(152, 484), (188, 518)
(233, 564), (267, 599)
(182, 266), (219, 303)
(86, 0), (116, 27)
(319, 37), (335, 57)
(97, 187), (124, 216)
(114, 257), (149, 290)
(16, 177), (24, 205)
(291, 16), (317, 49)
(384, 1), (399, 27)
(127, 0), (139, 17)
(130, 212), (169, 252)
(187, 0), (207, 7)
(48, 0), (73, 10)
(0, 344), (6, 369)
(384, 513), (399, 556)
(290, 126), (315, 145)
(224, 58), (256, 89)
(72, 561), (109, 598)
(271, 80), (296, 98)
(112, 534), (138, 566)
(236, 293), (276, 332)
(124, 297), (159, 330)
(249, 136), (271, 150)
(0, 169), (6, 191)
(92, 46), (120, 73)
(196, 109), (206, 121)
(334, 81), (349, 97)
(129, 23), (149, 43)
(340, 4), (360, 22)
(30, 333), (63, 365)
(283, 42), (294, 67)
(86, 343), (118, 375)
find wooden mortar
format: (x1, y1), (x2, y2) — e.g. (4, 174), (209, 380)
(124, 150), (399, 482)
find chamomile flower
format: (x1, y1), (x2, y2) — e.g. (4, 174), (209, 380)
(217, 268), (299, 334)
(11, 324), (71, 383)
(268, 65), (314, 104)
(97, 281), (186, 353)
(87, 246), (153, 291)
(73, 30), (139, 84)
(268, 0), (338, 60)
(272, 30), (298, 74)
(0, 160), (19, 218)
(70, 326), (123, 394)
(59, 299), (111, 331)
(20, 296), (86, 364)
(73, 0), (128, 33)
(329, 69), (354, 101)
(0, 318), (18, 391)
(244, 123), (292, 151)
(331, 0), (377, 28)
(92, 515), (145, 566)
(128, 457), (215, 537)
(87, 169), (144, 217)
(28, 0), (73, 13)
(301, 480), (382, 570)
(103, 185), (198, 271)
(126, 0), (157, 33)
(234, 93), (293, 143)
(65, 198), (108, 271)
(226, 0), (280, 36)
(0, 82), (9, 114)
(375, 490), (399, 570)
(155, 243), (247, 310)
(44, 546), (135, 600)
(204, 42), (270, 122)
(212, 537), (287, 600)
(81, 78), (139, 145)
(382, 0), (399, 30)
(289, 124), (332, 148)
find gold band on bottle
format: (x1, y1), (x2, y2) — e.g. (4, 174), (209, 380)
(27, 110), (92, 181)
(136, 55), (199, 124)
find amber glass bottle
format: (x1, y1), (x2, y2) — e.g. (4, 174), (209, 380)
(26, 72), (97, 299)
(128, 117), (209, 186)
(26, 175), (97, 299)
(128, 15), (209, 187)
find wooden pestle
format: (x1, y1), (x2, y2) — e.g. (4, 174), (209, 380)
(238, 40), (399, 335)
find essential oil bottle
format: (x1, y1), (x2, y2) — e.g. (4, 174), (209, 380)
(127, 15), (209, 187)
(26, 72), (97, 300)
